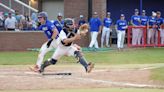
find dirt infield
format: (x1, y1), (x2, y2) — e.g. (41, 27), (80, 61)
(0, 65), (164, 90)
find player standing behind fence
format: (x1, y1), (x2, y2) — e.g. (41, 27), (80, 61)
(29, 12), (59, 72)
(156, 11), (163, 44)
(159, 18), (164, 44)
(39, 18), (94, 73)
(116, 14), (128, 50)
(140, 10), (148, 44)
(131, 9), (141, 45)
(147, 12), (157, 44)
(53, 13), (64, 33)
(101, 12), (112, 48)
(88, 12), (102, 50)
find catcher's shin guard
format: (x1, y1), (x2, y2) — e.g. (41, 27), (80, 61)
(39, 58), (57, 73)
(74, 51), (93, 72)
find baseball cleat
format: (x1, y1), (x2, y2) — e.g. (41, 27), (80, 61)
(29, 65), (40, 72)
(86, 62), (94, 73)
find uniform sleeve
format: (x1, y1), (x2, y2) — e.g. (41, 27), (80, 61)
(59, 30), (67, 41)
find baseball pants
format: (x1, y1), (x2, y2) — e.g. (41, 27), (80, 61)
(101, 26), (111, 48)
(147, 28), (156, 44)
(36, 39), (59, 68)
(117, 30), (125, 48)
(89, 32), (99, 48)
(132, 28), (140, 45)
(160, 29), (164, 44)
(137, 28), (143, 45)
(51, 44), (78, 60)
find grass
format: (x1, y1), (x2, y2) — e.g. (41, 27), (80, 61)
(0, 48), (164, 65)
(0, 48), (164, 91)
(1, 88), (164, 92)
(151, 67), (164, 82)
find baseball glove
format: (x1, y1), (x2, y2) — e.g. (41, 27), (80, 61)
(79, 24), (89, 36)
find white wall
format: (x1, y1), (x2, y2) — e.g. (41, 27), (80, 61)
(42, 0), (64, 20)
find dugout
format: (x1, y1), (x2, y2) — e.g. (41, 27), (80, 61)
(107, 0), (164, 22)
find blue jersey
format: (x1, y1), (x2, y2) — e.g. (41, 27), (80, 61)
(131, 15), (141, 26)
(103, 18), (112, 28)
(116, 19), (127, 31)
(38, 20), (56, 39)
(140, 16), (148, 26)
(89, 17), (102, 32)
(148, 16), (156, 26)
(78, 20), (86, 26)
(156, 17), (163, 26)
(53, 20), (64, 33)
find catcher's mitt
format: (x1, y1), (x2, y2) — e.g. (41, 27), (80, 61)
(79, 24), (89, 34)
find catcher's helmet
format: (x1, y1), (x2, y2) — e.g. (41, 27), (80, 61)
(38, 11), (48, 19)
(64, 18), (74, 28)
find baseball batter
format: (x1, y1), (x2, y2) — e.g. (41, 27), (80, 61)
(39, 18), (94, 73)
(29, 12), (59, 72)
(101, 12), (112, 48)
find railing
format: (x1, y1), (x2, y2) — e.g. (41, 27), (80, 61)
(0, 3), (15, 12)
(127, 26), (164, 47)
(0, 0), (38, 14)
(14, 0), (38, 13)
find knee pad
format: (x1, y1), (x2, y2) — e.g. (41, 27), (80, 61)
(74, 51), (82, 58)
(50, 58), (57, 65)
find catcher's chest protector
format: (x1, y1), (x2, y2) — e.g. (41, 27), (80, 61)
(61, 28), (78, 46)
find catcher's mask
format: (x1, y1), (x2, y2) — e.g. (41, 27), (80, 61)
(64, 18), (74, 29)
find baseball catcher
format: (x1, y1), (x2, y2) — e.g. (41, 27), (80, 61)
(39, 18), (94, 73)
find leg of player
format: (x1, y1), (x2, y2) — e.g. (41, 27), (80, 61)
(29, 42), (52, 72)
(74, 51), (94, 73)
(121, 31), (126, 48)
(39, 58), (57, 73)
(161, 29), (164, 44)
(106, 28), (110, 47)
(101, 27), (106, 48)
(89, 32), (99, 49)
(117, 30), (121, 50)
(137, 28), (142, 45)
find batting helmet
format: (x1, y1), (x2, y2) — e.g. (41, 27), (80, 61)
(38, 11), (48, 19)
(64, 18), (74, 28)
